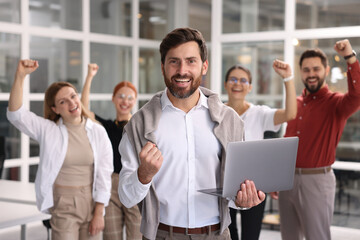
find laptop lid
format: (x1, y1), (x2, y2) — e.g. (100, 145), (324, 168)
(198, 137), (299, 199)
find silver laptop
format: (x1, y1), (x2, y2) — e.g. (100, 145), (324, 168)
(198, 137), (299, 199)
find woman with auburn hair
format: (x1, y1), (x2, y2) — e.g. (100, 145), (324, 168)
(7, 59), (113, 240)
(81, 63), (142, 240)
(225, 60), (297, 240)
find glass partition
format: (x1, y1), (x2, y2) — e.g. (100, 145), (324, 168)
(90, 43), (132, 93)
(0, 32), (20, 163)
(139, 47), (164, 94)
(139, 0), (170, 40)
(1, 101), (21, 160)
(296, 1), (360, 29)
(0, 0), (20, 23)
(0, 32), (21, 93)
(29, 0), (82, 30)
(189, 0), (211, 41)
(90, 0), (132, 36)
(222, 0), (285, 33)
(30, 36), (82, 92)
(2, 167), (20, 181)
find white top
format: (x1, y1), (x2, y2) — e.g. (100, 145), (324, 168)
(241, 103), (281, 141)
(7, 105), (113, 213)
(119, 89), (222, 228)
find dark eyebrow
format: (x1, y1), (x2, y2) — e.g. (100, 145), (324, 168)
(167, 57), (180, 61)
(167, 56), (198, 61)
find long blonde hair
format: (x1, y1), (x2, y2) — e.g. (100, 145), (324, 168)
(44, 81), (95, 123)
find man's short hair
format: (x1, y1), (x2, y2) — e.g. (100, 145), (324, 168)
(159, 27), (207, 64)
(299, 48), (328, 68)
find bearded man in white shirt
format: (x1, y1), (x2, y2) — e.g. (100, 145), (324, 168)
(118, 27), (265, 240)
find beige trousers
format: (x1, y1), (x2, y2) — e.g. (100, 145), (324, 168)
(50, 185), (101, 240)
(103, 173), (142, 240)
(279, 169), (336, 240)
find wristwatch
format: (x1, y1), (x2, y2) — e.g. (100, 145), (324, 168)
(344, 50), (357, 60)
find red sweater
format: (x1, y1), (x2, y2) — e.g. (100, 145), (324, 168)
(285, 60), (360, 168)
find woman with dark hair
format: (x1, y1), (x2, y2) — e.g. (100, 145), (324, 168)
(7, 59), (113, 240)
(81, 64), (142, 240)
(225, 59), (297, 240)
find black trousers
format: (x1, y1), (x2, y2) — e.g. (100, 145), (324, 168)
(229, 195), (266, 240)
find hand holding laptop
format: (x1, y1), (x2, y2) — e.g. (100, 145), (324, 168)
(198, 137), (298, 200)
(234, 180), (266, 208)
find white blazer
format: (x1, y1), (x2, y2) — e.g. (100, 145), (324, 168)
(7, 105), (113, 213)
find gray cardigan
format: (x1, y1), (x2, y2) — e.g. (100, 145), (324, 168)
(123, 87), (244, 240)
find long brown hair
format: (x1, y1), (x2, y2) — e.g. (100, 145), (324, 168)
(44, 81), (95, 123)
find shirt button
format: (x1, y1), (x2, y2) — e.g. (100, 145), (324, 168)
(313, 96), (316, 99)
(297, 131), (300, 134)
(303, 103), (306, 106)
(353, 80), (356, 83)
(299, 116), (302, 120)
(349, 67), (352, 70)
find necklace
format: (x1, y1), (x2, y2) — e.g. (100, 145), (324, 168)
(115, 119), (129, 127)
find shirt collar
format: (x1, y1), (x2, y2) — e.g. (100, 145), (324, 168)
(302, 84), (329, 100)
(160, 88), (209, 110)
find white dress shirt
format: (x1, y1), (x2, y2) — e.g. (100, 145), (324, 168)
(241, 103), (280, 141)
(119, 89), (222, 228)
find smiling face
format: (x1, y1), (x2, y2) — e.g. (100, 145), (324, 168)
(225, 68), (252, 101)
(300, 57), (329, 94)
(112, 86), (136, 117)
(161, 41), (208, 99)
(51, 86), (82, 124)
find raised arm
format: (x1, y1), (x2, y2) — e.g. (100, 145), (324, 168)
(9, 60), (39, 111)
(272, 59), (297, 125)
(81, 63), (99, 111)
(333, 39), (360, 116)
(334, 39), (357, 65)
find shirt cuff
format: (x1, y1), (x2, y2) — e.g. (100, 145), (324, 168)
(6, 104), (26, 121)
(132, 169), (152, 191)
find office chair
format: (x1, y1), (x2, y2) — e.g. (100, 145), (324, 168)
(42, 219), (51, 240)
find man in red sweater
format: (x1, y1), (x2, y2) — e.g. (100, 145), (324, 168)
(278, 39), (360, 240)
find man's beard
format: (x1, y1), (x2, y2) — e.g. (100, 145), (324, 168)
(165, 73), (202, 99)
(304, 75), (325, 94)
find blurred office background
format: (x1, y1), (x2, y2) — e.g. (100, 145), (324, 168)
(0, 0), (359, 233)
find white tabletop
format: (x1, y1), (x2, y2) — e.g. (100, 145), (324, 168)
(0, 201), (50, 229)
(0, 180), (36, 204)
(332, 161), (360, 171)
